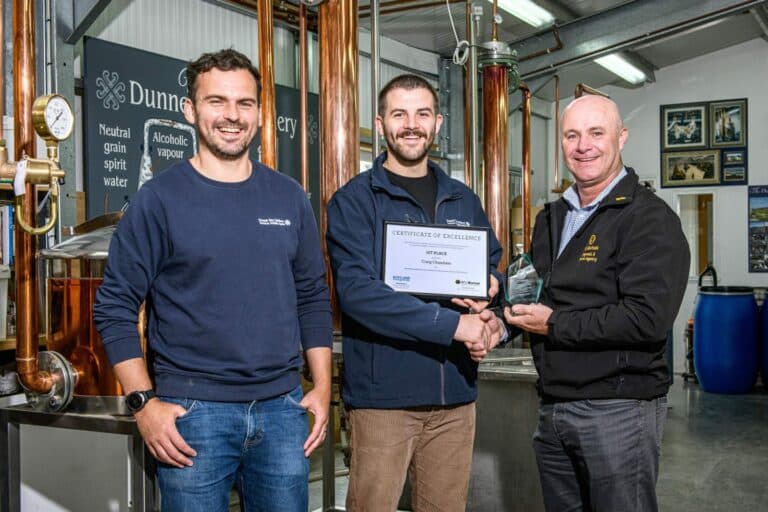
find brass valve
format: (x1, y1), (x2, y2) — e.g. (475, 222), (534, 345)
(0, 140), (66, 235)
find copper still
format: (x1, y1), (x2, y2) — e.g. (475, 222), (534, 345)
(40, 214), (144, 408)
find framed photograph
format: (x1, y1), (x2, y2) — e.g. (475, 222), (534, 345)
(710, 99), (747, 147)
(661, 103), (707, 150)
(722, 166), (747, 185)
(722, 148), (746, 166)
(661, 150), (721, 188)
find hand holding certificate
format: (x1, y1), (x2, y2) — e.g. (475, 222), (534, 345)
(382, 222), (490, 300)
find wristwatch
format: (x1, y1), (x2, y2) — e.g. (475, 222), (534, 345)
(125, 389), (157, 414)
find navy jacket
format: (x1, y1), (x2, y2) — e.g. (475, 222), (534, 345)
(326, 153), (502, 408)
(530, 168), (690, 401)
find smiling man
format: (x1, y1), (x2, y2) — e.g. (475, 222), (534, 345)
(504, 95), (690, 512)
(326, 74), (505, 511)
(94, 49), (332, 512)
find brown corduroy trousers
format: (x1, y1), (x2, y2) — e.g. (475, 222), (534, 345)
(345, 402), (476, 512)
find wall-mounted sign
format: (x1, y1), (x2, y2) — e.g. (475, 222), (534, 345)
(84, 37), (320, 220)
(748, 186), (768, 273)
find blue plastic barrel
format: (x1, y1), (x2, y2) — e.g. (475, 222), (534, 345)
(694, 286), (758, 393)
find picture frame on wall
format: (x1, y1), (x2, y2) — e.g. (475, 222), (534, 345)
(660, 103), (707, 150)
(720, 148), (748, 185)
(710, 99), (747, 147)
(723, 148), (746, 165)
(722, 166), (747, 184)
(661, 150), (720, 188)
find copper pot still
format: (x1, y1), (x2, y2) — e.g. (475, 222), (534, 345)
(41, 213), (142, 399)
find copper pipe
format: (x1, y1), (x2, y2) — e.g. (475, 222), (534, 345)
(319, 0), (358, 328)
(257, 0), (277, 169)
(14, 0), (53, 394)
(463, 0), (471, 185)
(360, 0), (415, 11)
(520, 82), (532, 253)
(360, 0), (463, 18)
(299, 2), (309, 192)
(227, 1), (319, 31)
(551, 74), (563, 193)
(491, 0), (498, 41)
(359, 0), (461, 12)
(575, 83), (609, 98)
(482, 65), (509, 271)
(518, 26), (563, 63)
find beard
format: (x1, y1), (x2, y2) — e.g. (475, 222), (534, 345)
(198, 122), (255, 161)
(383, 127), (435, 165)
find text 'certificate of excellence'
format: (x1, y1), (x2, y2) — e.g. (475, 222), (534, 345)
(383, 221), (490, 300)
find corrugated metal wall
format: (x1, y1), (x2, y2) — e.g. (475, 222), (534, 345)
(82, 0), (298, 87)
(80, 0), (440, 131)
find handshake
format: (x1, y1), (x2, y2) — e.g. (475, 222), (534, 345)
(454, 309), (504, 362)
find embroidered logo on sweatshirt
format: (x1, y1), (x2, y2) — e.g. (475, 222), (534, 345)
(258, 218), (291, 226)
(579, 235), (599, 263)
(446, 219), (470, 227)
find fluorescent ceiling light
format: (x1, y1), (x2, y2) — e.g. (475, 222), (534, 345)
(594, 53), (647, 85)
(492, 0), (555, 28)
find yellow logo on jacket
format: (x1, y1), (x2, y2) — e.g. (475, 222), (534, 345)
(580, 234), (599, 263)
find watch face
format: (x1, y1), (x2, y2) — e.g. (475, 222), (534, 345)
(126, 392), (145, 411)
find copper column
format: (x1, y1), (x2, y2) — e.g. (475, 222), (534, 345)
(299, 2), (309, 191)
(14, 0), (52, 393)
(552, 75), (561, 193)
(257, 0), (277, 169)
(520, 82), (532, 253)
(482, 64), (509, 271)
(463, 0), (472, 185)
(319, 0), (358, 325)
(0, 0), (4, 141)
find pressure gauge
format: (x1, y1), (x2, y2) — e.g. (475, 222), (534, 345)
(32, 94), (74, 142)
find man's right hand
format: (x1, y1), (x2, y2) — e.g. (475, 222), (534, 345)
(134, 398), (197, 468)
(455, 310), (500, 361)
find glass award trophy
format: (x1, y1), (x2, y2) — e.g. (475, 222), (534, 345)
(504, 253), (543, 306)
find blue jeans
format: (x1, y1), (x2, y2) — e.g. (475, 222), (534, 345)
(533, 397), (667, 512)
(156, 385), (309, 512)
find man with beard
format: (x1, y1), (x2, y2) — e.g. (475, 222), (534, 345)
(326, 74), (504, 511)
(94, 49), (332, 512)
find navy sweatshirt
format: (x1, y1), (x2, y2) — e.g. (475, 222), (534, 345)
(93, 160), (333, 402)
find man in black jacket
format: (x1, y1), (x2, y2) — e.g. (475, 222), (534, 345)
(504, 95), (690, 512)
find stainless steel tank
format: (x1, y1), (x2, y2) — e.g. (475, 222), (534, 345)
(468, 348), (544, 511)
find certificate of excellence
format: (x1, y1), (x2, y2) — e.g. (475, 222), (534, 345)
(382, 221), (490, 299)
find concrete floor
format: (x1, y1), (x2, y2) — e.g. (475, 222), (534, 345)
(657, 379), (768, 511)
(307, 378), (768, 512)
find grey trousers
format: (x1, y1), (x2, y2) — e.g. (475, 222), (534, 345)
(533, 397), (667, 512)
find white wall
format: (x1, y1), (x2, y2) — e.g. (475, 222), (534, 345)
(547, 38), (768, 371)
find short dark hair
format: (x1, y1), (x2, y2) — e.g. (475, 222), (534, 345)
(186, 49), (262, 104)
(377, 74), (439, 116)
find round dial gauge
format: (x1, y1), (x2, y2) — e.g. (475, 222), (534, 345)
(32, 94), (74, 142)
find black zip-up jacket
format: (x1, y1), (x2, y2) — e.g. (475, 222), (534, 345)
(529, 168), (690, 401)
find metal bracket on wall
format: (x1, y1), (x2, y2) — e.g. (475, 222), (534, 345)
(55, 0), (111, 44)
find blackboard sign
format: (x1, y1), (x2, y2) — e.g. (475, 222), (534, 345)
(83, 37), (321, 220)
